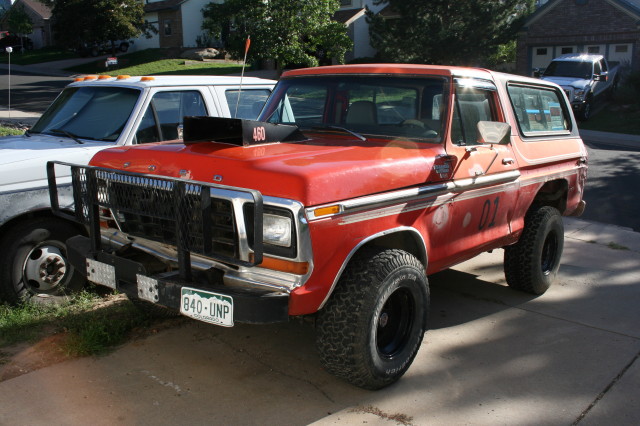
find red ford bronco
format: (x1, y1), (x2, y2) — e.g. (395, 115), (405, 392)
(48, 64), (588, 389)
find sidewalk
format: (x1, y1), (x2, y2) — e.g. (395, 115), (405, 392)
(0, 217), (638, 425)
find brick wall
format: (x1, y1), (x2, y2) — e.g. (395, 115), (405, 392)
(516, 0), (640, 74)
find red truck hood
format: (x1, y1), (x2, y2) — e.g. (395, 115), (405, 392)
(90, 135), (445, 206)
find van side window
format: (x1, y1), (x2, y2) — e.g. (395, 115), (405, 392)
(225, 89), (272, 119)
(451, 88), (497, 145)
(136, 91), (207, 143)
(507, 85), (571, 136)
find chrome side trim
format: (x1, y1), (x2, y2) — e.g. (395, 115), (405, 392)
(306, 170), (521, 221)
(317, 226), (427, 310)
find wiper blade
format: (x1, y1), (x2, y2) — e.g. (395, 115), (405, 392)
(50, 129), (85, 144)
(310, 125), (367, 141)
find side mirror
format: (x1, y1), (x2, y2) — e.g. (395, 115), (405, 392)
(594, 71), (608, 82)
(533, 68), (541, 78)
(477, 121), (511, 145)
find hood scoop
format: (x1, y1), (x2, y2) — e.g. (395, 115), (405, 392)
(183, 116), (306, 147)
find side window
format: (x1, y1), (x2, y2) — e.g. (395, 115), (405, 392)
(507, 85), (571, 135)
(451, 88), (497, 145)
(136, 91), (207, 143)
(225, 89), (272, 120)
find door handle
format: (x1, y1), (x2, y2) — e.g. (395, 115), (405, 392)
(502, 158), (515, 165)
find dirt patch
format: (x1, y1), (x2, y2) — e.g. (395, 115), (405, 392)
(0, 333), (74, 381)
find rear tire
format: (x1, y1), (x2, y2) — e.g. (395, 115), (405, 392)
(0, 218), (85, 305)
(504, 206), (564, 295)
(316, 248), (429, 390)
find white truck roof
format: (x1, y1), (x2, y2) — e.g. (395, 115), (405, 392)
(68, 75), (276, 89)
(551, 53), (604, 63)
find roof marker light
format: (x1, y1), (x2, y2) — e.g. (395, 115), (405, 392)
(140, 76), (155, 82)
(117, 75), (131, 80)
(83, 75), (98, 81)
(98, 75), (111, 80)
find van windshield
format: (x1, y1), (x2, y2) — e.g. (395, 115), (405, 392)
(30, 86), (140, 142)
(260, 75), (448, 143)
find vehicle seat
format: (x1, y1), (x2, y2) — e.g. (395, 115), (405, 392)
(346, 100), (377, 125)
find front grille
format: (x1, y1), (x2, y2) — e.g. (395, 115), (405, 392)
(62, 165), (263, 266)
(563, 89), (572, 102)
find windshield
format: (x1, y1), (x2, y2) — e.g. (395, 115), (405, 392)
(543, 61), (593, 79)
(30, 86), (140, 142)
(260, 75), (448, 142)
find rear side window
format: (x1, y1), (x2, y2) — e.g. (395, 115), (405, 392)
(225, 89), (272, 119)
(507, 85), (571, 136)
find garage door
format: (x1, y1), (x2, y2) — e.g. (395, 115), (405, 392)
(531, 46), (554, 72)
(607, 43), (633, 66)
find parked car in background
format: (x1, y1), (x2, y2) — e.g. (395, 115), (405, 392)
(0, 31), (33, 51)
(0, 75), (275, 305)
(535, 53), (620, 120)
(77, 40), (132, 57)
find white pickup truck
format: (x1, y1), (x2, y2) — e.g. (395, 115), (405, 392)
(536, 53), (620, 120)
(0, 75), (275, 304)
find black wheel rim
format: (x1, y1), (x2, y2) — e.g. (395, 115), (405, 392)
(541, 231), (558, 276)
(376, 287), (414, 358)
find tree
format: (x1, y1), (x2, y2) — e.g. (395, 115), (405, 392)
(366, 0), (535, 67)
(6, 5), (32, 37)
(43, 0), (153, 52)
(202, 0), (352, 69)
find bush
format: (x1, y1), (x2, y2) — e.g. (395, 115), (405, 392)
(613, 71), (640, 107)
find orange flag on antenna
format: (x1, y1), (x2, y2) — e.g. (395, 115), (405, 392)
(245, 37), (251, 55)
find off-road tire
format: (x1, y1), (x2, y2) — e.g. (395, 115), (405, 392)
(504, 206), (564, 295)
(316, 248), (429, 390)
(0, 218), (85, 305)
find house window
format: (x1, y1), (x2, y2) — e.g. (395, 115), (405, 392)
(164, 20), (172, 36)
(536, 48), (548, 55)
(615, 45), (628, 53)
(340, 0), (352, 6)
(587, 46), (600, 53)
(561, 47), (574, 54)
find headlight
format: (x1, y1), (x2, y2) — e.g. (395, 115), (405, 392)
(263, 213), (292, 247)
(573, 89), (586, 101)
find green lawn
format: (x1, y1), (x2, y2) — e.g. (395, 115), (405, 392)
(65, 48), (245, 76)
(0, 126), (25, 136)
(0, 47), (77, 65)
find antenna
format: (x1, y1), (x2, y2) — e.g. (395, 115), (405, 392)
(234, 36), (251, 118)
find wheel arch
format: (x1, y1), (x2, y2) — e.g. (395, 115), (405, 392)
(531, 178), (569, 214)
(0, 208), (86, 242)
(318, 227), (428, 310)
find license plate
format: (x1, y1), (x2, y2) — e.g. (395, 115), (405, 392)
(180, 287), (234, 327)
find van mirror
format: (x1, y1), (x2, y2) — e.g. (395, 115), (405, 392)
(477, 121), (511, 145)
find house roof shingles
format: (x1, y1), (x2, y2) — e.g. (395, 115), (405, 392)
(20, 0), (52, 19)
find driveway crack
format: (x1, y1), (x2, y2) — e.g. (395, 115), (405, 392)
(573, 348), (640, 424)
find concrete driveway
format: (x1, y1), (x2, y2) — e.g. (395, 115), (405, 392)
(0, 218), (638, 425)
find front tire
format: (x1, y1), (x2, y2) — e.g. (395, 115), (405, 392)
(0, 218), (86, 305)
(504, 206), (564, 295)
(316, 248), (429, 390)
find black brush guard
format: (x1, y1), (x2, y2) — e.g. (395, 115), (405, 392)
(47, 161), (264, 282)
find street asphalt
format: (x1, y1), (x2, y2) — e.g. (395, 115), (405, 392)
(0, 59), (638, 425)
